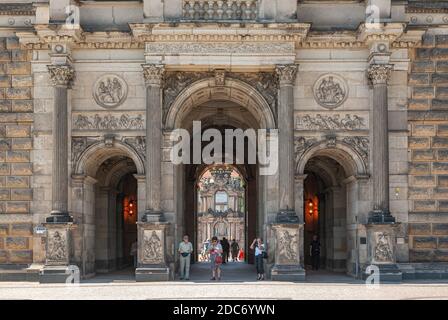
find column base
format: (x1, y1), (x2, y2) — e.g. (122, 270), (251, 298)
(276, 210), (300, 223)
(135, 266), (170, 282)
(270, 264), (306, 282)
(39, 266), (72, 284)
(362, 264), (402, 283)
(142, 211), (164, 223)
(368, 209), (395, 224)
(46, 212), (73, 223)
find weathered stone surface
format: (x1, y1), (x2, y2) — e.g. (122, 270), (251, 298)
(437, 150), (448, 160)
(0, 100), (10, 112)
(0, 250), (7, 263)
(11, 100), (32, 112)
(438, 237), (448, 249)
(5, 37), (19, 50)
(409, 73), (430, 86)
(11, 138), (32, 150)
(0, 189), (9, 200)
(409, 137), (430, 149)
(410, 175), (436, 187)
(432, 48), (448, 60)
(0, 51), (10, 62)
(437, 61), (448, 72)
(409, 187), (432, 199)
(10, 189), (32, 201)
(410, 249), (434, 262)
(0, 224), (8, 236)
(408, 99), (430, 110)
(6, 62), (30, 75)
(432, 73), (448, 85)
(434, 250), (448, 262)
(432, 137), (448, 148)
(436, 35), (448, 47)
(438, 175), (448, 187)
(432, 99), (448, 110)
(10, 163), (32, 175)
(416, 48), (431, 60)
(9, 250), (32, 263)
(5, 236), (28, 249)
(409, 223), (432, 235)
(409, 162), (430, 174)
(5, 125), (30, 138)
(0, 75), (10, 87)
(413, 236), (437, 249)
(413, 61), (435, 73)
(0, 163), (10, 175)
(5, 202), (29, 213)
(433, 224), (448, 236)
(5, 87), (31, 100)
(412, 150), (435, 161)
(413, 200), (437, 211)
(11, 75), (32, 87)
(10, 50), (30, 62)
(433, 162), (448, 174)
(5, 176), (29, 188)
(10, 223), (32, 236)
(6, 151), (30, 162)
(438, 125), (448, 136)
(413, 87), (434, 99)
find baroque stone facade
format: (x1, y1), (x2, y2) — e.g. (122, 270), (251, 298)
(0, 0), (448, 282)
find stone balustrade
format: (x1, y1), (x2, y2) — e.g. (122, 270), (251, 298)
(182, 0), (258, 21)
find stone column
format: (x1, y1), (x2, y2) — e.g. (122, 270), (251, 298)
(142, 64), (165, 222)
(275, 64), (298, 216)
(46, 64), (75, 223)
(367, 64), (395, 223)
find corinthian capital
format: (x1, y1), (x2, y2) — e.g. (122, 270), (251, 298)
(275, 64), (298, 86)
(47, 65), (75, 87)
(368, 64), (393, 85)
(142, 64), (165, 87)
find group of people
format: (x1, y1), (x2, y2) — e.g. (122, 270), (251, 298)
(174, 233), (322, 281)
(177, 235), (267, 281)
(200, 238), (244, 263)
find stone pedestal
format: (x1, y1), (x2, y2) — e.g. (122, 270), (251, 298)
(39, 223), (74, 283)
(363, 223), (402, 283)
(135, 221), (170, 282)
(270, 223), (305, 281)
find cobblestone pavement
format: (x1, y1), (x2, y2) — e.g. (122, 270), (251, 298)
(1, 263), (448, 300)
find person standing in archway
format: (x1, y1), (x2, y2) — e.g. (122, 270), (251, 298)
(209, 236), (223, 280)
(178, 235), (193, 280)
(231, 239), (239, 262)
(310, 234), (321, 270)
(250, 238), (266, 280)
(221, 237), (230, 263)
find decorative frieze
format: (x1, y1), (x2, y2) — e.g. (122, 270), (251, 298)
(342, 136), (369, 164)
(93, 74), (128, 109)
(72, 113), (145, 131)
(182, 0), (258, 21)
(313, 74), (348, 109)
(123, 136), (146, 161)
(295, 113), (368, 131)
(368, 64), (393, 85)
(47, 65), (75, 87)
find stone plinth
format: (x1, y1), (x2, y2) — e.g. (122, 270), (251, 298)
(135, 221), (170, 282)
(270, 223), (305, 281)
(39, 223), (75, 283)
(363, 223), (402, 283)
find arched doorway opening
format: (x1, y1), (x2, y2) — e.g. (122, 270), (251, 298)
(72, 141), (145, 277)
(196, 165), (247, 264)
(303, 156), (348, 272)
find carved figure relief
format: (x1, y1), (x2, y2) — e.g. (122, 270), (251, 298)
(374, 232), (394, 263)
(295, 113), (367, 130)
(72, 113), (144, 130)
(277, 229), (298, 263)
(47, 230), (67, 263)
(143, 230), (163, 264)
(313, 74), (348, 109)
(93, 75), (128, 108)
(342, 136), (369, 165)
(123, 136), (146, 161)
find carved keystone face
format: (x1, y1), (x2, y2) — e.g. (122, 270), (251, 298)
(313, 74), (348, 109)
(93, 74), (128, 109)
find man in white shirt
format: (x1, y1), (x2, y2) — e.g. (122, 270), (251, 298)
(178, 235), (193, 280)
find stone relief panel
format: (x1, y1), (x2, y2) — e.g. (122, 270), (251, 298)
(46, 229), (68, 264)
(295, 113), (368, 131)
(182, 0), (258, 21)
(373, 232), (394, 263)
(123, 136), (146, 161)
(277, 228), (299, 264)
(93, 74), (128, 109)
(72, 113), (145, 131)
(142, 229), (164, 264)
(342, 136), (369, 166)
(313, 74), (348, 109)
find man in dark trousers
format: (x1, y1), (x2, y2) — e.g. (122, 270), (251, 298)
(221, 237), (230, 263)
(310, 234), (321, 270)
(230, 239), (240, 262)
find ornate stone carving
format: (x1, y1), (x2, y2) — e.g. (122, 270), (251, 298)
(163, 71), (278, 116)
(295, 113), (367, 131)
(367, 64), (393, 85)
(142, 64), (165, 87)
(313, 74), (348, 109)
(71, 137), (98, 168)
(47, 229), (67, 263)
(145, 42), (295, 55)
(182, 0), (258, 21)
(275, 64), (298, 86)
(294, 137), (318, 173)
(342, 136), (369, 164)
(278, 229), (298, 263)
(72, 113), (145, 130)
(123, 136), (146, 161)
(47, 65), (75, 87)
(93, 74), (128, 108)
(215, 69), (226, 86)
(326, 135), (337, 148)
(142, 229), (163, 264)
(374, 232), (394, 263)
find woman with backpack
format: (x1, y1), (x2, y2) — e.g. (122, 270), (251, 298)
(250, 238), (266, 280)
(209, 236), (223, 281)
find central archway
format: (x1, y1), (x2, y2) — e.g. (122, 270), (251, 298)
(166, 75), (277, 279)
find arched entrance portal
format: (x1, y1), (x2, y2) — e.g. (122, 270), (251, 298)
(71, 141), (145, 277)
(297, 142), (369, 276)
(169, 76), (276, 276)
